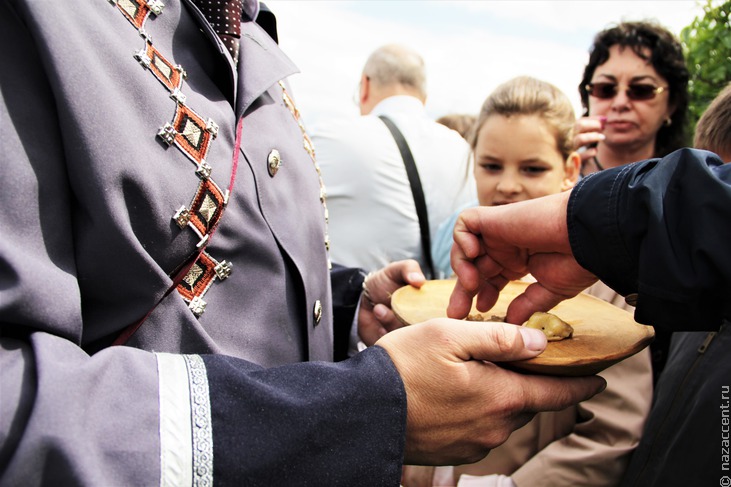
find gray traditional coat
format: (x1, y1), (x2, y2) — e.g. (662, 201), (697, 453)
(0, 1), (405, 485)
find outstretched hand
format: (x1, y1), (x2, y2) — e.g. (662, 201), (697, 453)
(376, 319), (606, 465)
(447, 191), (598, 325)
(358, 259), (426, 346)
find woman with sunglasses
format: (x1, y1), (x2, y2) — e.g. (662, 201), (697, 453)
(573, 21), (689, 388)
(575, 21), (689, 176)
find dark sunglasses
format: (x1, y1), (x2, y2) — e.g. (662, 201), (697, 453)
(585, 82), (668, 101)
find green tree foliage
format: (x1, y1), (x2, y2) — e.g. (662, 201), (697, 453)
(681, 0), (731, 131)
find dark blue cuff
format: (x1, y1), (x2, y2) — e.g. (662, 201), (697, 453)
(202, 345), (406, 485)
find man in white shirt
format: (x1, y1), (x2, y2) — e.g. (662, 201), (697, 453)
(313, 44), (475, 275)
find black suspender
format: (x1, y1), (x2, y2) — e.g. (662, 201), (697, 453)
(378, 115), (435, 279)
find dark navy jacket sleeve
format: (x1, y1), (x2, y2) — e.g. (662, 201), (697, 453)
(204, 347), (405, 486)
(568, 148), (731, 331)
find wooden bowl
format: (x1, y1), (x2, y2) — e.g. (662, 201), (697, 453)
(391, 279), (655, 376)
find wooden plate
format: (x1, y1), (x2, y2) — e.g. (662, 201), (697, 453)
(391, 279), (655, 376)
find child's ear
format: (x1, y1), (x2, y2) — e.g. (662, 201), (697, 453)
(561, 152), (581, 191)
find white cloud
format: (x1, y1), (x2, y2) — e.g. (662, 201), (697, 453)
(266, 0), (705, 129)
(451, 0), (700, 34)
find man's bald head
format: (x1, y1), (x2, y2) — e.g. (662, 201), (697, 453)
(358, 44), (427, 114)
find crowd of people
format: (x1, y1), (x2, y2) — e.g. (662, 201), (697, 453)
(0, 1), (729, 486)
(430, 21), (730, 487)
(418, 74), (653, 487)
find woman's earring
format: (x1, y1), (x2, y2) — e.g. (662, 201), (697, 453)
(664, 118), (672, 127)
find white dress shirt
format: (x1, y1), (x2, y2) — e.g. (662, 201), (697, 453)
(313, 96), (475, 272)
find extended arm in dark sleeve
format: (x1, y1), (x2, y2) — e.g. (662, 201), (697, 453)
(568, 148), (731, 331)
(1, 332), (406, 486)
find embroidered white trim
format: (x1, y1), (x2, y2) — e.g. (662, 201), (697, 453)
(184, 354), (214, 486)
(157, 353), (194, 487)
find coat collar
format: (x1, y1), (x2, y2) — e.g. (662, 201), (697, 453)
(182, 0), (298, 115)
(236, 19), (299, 117)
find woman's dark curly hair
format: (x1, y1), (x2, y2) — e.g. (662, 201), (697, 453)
(579, 21), (689, 158)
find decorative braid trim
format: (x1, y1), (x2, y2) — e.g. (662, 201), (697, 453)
(108, 0), (232, 318)
(184, 355), (214, 486)
(156, 353), (213, 487)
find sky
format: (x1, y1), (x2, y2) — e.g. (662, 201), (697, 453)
(264, 0), (708, 131)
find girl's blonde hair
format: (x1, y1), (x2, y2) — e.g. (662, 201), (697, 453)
(470, 76), (576, 160)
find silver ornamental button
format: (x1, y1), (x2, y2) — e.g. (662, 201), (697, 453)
(214, 261), (232, 280)
(170, 88), (186, 105)
(134, 48), (151, 69)
(206, 119), (219, 138)
(148, 0), (165, 16)
(313, 300), (323, 326)
(189, 296), (207, 317)
(196, 161), (212, 180)
(267, 149), (282, 177)
(173, 206), (191, 228)
(157, 123), (176, 146)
